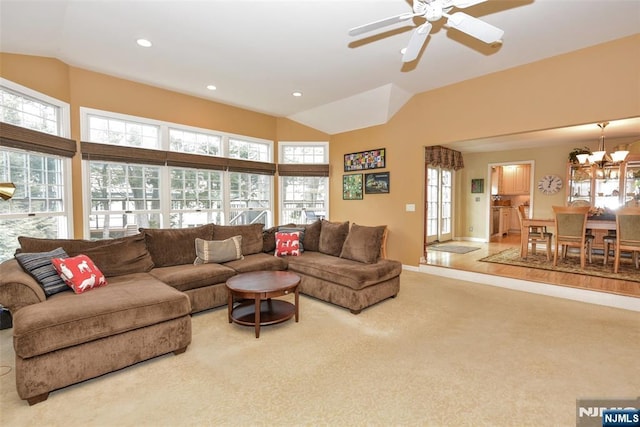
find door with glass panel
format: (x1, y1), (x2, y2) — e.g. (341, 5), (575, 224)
(425, 166), (453, 246)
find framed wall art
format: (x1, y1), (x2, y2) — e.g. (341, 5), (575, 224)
(344, 148), (386, 172)
(343, 174), (363, 200)
(471, 178), (484, 194)
(365, 172), (390, 194)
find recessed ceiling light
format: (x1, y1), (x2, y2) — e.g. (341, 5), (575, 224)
(136, 38), (152, 48)
(292, 91), (303, 97)
(400, 47), (407, 55)
(206, 85), (217, 91)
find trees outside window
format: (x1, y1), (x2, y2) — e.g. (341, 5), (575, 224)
(0, 80), (71, 262)
(279, 142), (329, 225)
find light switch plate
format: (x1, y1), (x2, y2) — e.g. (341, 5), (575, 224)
(406, 204), (416, 212)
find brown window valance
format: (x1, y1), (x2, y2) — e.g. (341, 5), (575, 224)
(81, 141), (166, 165)
(81, 142), (276, 175)
(227, 158), (276, 175)
(166, 151), (228, 171)
(0, 122), (76, 158)
(425, 145), (464, 170)
(277, 164), (330, 177)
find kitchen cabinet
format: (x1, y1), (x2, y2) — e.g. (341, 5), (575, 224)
(566, 154), (640, 208)
(499, 207), (511, 236)
(499, 164), (530, 195)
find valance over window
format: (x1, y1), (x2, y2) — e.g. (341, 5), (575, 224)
(425, 145), (464, 170)
(0, 122), (76, 158)
(277, 164), (329, 177)
(81, 141), (276, 175)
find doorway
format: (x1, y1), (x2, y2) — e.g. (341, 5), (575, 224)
(487, 161), (535, 242)
(425, 166), (453, 247)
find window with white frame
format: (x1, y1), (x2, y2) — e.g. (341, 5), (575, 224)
(278, 142), (329, 225)
(0, 80), (72, 262)
(81, 108), (274, 238)
(170, 167), (224, 228)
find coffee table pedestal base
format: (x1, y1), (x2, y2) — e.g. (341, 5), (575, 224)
(229, 299), (297, 338)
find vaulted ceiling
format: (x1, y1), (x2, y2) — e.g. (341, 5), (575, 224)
(1, 0), (639, 144)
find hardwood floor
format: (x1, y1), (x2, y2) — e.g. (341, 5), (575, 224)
(423, 233), (640, 299)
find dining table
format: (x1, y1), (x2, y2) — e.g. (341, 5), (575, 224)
(520, 217), (617, 258)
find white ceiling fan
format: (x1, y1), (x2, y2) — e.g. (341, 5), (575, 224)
(349, 0), (505, 63)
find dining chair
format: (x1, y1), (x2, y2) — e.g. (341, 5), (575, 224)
(552, 205), (593, 268)
(613, 207), (640, 273)
(517, 205), (552, 260)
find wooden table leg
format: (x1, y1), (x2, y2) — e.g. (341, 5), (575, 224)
(227, 290), (232, 323)
(521, 226), (529, 258)
(254, 295), (261, 338)
(294, 286), (299, 322)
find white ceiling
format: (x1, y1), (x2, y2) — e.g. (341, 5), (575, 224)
(1, 0), (639, 146)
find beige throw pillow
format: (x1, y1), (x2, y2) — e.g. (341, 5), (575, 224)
(194, 236), (244, 264)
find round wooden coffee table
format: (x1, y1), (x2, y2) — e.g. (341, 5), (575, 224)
(226, 271), (300, 338)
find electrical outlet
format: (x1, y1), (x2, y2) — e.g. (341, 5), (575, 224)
(469, 226), (473, 232)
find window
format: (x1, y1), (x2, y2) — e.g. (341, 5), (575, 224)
(0, 79), (72, 262)
(229, 138), (270, 162)
(170, 168), (223, 227)
(87, 113), (160, 149)
(81, 108), (274, 237)
(278, 142), (329, 225)
(88, 162), (161, 239)
(170, 128), (221, 156)
(229, 172), (272, 225)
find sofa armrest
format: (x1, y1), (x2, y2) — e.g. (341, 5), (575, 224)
(0, 259), (46, 314)
(380, 228), (388, 259)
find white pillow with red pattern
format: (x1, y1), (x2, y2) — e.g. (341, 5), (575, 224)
(52, 254), (108, 294)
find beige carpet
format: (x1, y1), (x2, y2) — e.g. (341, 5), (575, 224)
(1, 270), (638, 426)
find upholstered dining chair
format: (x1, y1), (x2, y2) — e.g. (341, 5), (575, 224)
(552, 205), (593, 268)
(517, 205), (553, 260)
(613, 207), (640, 273)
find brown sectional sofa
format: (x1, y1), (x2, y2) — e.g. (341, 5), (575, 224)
(0, 220), (402, 405)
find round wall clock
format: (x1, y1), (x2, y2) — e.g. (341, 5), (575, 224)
(537, 175), (563, 195)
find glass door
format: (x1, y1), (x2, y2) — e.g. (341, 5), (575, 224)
(425, 166), (453, 245)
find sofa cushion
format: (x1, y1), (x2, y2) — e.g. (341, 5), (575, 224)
(148, 263), (237, 292)
(212, 224), (264, 255)
(52, 255), (108, 294)
(223, 252), (288, 273)
(18, 234), (154, 277)
(13, 274), (191, 359)
(299, 219), (321, 252)
(262, 226), (278, 253)
(194, 236), (243, 264)
(286, 251), (402, 290)
(278, 226), (305, 251)
(274, 231), (301, 257)
(15, 247), (70, 297)
(318, 220), (349, 257)
(340, 224), (386, 264)
(141, 224), (214, 267)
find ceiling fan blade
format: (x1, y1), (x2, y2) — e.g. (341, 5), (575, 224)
(447, 0), (487, 8)
(446, 12), (504, 43)
(349, 12), (418, 36)
(402, 22), (432, 63)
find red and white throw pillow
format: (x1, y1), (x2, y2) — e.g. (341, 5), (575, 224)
(51, 254), (108, 294)
(274, 231), (301, 257)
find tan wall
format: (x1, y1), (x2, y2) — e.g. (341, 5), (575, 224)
(0, 53), (329, 235)
(1, 35), (638, 266)
(330, 35), (640, 266)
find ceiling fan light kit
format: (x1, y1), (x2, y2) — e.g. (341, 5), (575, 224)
(349, 0), (505, 63)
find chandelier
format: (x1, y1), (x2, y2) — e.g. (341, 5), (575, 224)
(0, 182), (16, 200)
(576, 122), (629, 167)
